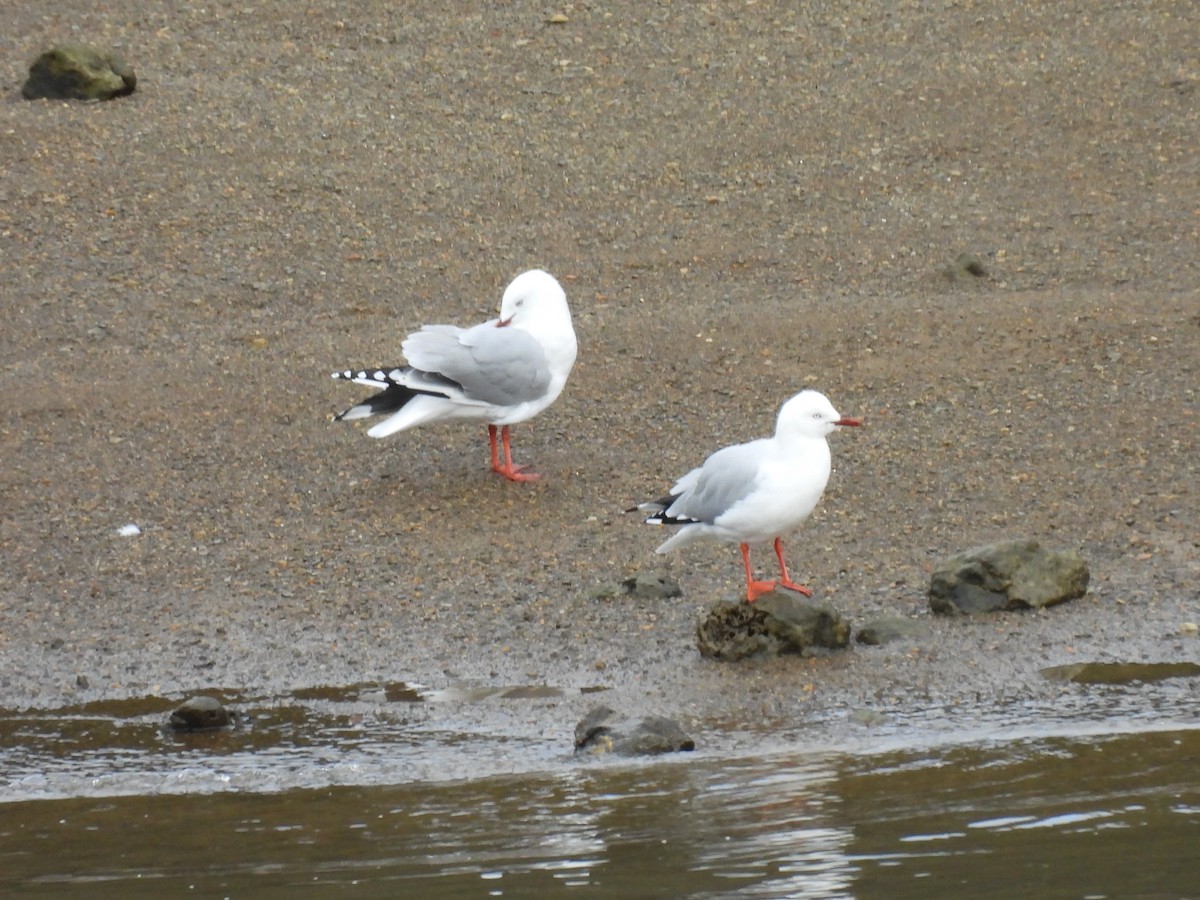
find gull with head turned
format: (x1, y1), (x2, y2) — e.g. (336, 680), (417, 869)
(331, 269), (577, 482)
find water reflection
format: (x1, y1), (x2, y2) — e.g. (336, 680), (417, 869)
(2, 727), (1197, 898)
(685, 759), (855, 898)
(840, 729), (1200, 900)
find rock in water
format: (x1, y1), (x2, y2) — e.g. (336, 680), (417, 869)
(929, 539), (1089, 615)
(695, 591), (850, 661)
(22, 45), (137, 101)
(574, 705), (695, 756)
(164, 696), (236, 732)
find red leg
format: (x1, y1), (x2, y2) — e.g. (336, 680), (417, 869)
(489, 425), (541, 482)
(488, 425), (502, 472)
(773, 537), (813, 597)
(740, 542), (777, 603)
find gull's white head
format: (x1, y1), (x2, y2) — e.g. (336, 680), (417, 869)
(497, 269), (571, 328)
(495, 269), (577, 390)
(776, 390), (862, 439)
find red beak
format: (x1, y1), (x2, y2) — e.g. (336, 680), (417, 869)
(496, 318), (511, 328)
(835, 417), (862, 427)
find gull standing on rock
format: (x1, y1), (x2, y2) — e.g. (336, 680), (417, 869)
(640, 390), (861, 602)
(331, 269), (577, 482)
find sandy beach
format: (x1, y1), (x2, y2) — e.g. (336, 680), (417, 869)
(2, 1), (1197, 750)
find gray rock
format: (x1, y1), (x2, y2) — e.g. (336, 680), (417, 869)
(857, 616), (929, 645)
(623, 573), (683, 600)
(696, 591), (850, 661)
(23, 44), (137, 101)
(589, 573), (682, 601)
(942, 251), (989, 282)
(574, 705), (695, 756)
(929, 539), (1089, 616)
(164, 695), (236, 732)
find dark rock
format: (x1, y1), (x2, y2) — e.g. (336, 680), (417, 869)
(23, 45), (137, 101)
(929, 539), (1089, 616)
(623, 573), (683, 600)
(857, 616), (929, 646)
(589, 573), (682, 601)
(574, 705), (695, 756)
(696, 592), (850, 661)
(1040, 662), (1200, 685)
(164, 695), (236, 732)
(942, 251), (989, 283)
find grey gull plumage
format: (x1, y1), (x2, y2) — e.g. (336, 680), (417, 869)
(332, 269), (577, 481)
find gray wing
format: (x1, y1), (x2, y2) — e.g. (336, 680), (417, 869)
(401, 321), (551, 407)
(666, 439), (768, 525)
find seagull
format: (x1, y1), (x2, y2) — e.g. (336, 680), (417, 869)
(640, 390), (861, 602)
(331, 269), (577, 482)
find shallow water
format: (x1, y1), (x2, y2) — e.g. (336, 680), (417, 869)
(0, 683), (585, 798)
(1, 727), (1197, 898)
(1, 683), (1198, 898)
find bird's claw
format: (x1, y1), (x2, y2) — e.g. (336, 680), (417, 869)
(778, 579), (813, 597)
(492, 463), (542, 483)
(745, 580), (779, 603)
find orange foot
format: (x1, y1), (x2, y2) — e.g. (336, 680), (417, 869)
(745, 579), (778, 603)
(491, 463), (542, 483)
(487, 424), (542, 483)
(777, 579), (813, 597)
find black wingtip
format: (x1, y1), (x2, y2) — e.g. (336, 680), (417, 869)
(643, 513), (697, 527)
(637, 493), (694, 527)
(339, 384), (420, 419)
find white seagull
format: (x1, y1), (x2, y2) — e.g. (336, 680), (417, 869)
(640, 390), (861, 602)
(332, 269), (577, 482)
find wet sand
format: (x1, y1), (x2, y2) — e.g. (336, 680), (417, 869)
(1, 2), (1197, 752)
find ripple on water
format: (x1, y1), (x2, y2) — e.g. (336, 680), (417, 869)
(8, 728), (1200, 898)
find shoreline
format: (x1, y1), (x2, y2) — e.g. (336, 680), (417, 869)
(2, 2), (1197, 771)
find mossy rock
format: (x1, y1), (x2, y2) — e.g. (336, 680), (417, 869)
(929, 539), (1089, 615)
(696, 592), (850, 661)
(23, 44), (137, 101)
